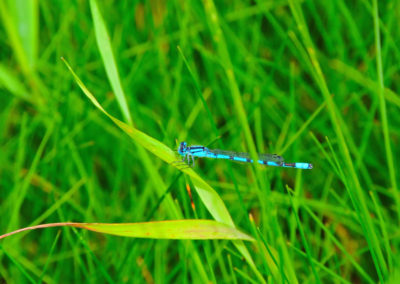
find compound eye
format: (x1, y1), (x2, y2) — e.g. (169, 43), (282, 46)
(178, 142), (187, 153)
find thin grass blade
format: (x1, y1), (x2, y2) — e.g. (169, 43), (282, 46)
(89, 0), (132, 124)
(0, 220), (254, 241)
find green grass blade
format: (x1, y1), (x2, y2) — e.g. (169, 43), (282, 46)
(13, 0), (38, 68)
(288, 243), (351, 284)
(0, 1), (31, 79)
(369, 190), (393, 272)
(0, 220), (254, 241)
(82, 220), (253, 240)
(288, 0), (388, 280)
(89, 0), (132, 124)
(6, 123), (53, 233)
(301, 206), (375, 283)
(38, 230), (61, 283)
(0, 63), (31, 102)
(372, 0), (399, 224)
(279, 100), (327, 154)
(0, 245), (35, 284)
(329, 59), (400, 108)
(287, 186), (321, 283)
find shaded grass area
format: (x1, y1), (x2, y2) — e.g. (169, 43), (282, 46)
(1, 0), (400, 282)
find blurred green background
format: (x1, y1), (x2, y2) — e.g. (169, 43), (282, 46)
(1, 0), (399, 282)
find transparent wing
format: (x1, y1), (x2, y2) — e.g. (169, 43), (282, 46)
(259, 153), (284, 163)
(208, 149), (284, 163)
(208, 149), (249, 158)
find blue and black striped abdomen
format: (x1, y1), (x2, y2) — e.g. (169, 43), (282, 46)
(207, 149), (284, 164)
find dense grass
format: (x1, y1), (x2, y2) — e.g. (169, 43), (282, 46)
(1, 0), (400, 282)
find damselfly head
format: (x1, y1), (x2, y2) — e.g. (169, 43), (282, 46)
(178, 141), (187, 155)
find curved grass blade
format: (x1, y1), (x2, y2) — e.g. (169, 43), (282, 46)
(0, 220), (254, 241)
(89, 0), (132, 124)
(61, 57), (263, 281)
(62, 57), (235, 225)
